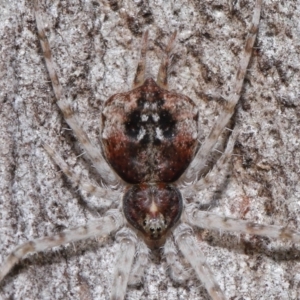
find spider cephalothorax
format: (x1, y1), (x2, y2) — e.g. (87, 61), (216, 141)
(123, 183), (183, 246)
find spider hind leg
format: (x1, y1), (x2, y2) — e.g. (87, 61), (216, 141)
(179, 0), (262, 185)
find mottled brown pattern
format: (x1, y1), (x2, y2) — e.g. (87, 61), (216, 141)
(123, 183), (182, 245)
(102, 78), (198, 184)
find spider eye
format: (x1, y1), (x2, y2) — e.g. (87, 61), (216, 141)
(123, 183), (182, 245)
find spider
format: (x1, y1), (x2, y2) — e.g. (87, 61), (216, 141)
(1, 0), (299, 299)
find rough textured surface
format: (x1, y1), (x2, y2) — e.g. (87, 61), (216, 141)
(0, 0), (299, 299)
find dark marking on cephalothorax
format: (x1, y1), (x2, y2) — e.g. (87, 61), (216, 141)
(102, 78), (198, 184)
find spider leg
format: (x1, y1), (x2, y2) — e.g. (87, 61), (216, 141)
(43, 144), (121, 207)
(0, 210), (124, 282)
(128, 239), (149, 285)
(174, 224), (226, 300)
(179, 0), (262, 184)
(132, 30), (149, 88)
(111, 228), (137, 300)
(156, 31), (177, 89)
(184, 204), (300, 243)
(164, 237), (191, 283)
(181, 128), (237, 200)
(34, 0), (120, 188)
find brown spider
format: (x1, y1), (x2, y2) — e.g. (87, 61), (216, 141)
(1, 0), (300, 299)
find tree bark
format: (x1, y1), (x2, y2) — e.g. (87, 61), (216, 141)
(0, 0), (299, 299)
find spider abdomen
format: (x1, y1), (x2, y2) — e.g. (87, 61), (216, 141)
(102, 78), (198, 184)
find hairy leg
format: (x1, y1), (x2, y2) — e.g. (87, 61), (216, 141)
(174, 224), (225, 300)
(111, 228), (137, 300)
(0, 210), (124, 282)
(181, 128), (237, 200)
(164, 237), (191, 283)
(184, 203), (300, 243)
(180, 0), (262, 184)
(34, 0), (120, 188)
(128, 239), (149, 285)
(44, 144), (121, 207)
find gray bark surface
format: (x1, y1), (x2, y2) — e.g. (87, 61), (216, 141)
(0, 0), (299, 299)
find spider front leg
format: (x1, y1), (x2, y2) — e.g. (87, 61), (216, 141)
(164, 237), (191, 283)
(179, 0), (262, 185)
(0, 210), (124, 283)
(174, 224), (226, 300)
(111, 228), (137, 300)
(34, 0), (120, 188)
(184, 204), (300, 243)
(128, 239), (149, 285)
